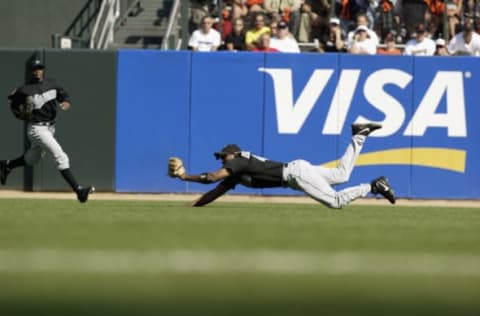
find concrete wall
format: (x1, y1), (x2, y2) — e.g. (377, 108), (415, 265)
(0, 48), (117, 191)
(0, 0), (92, 48)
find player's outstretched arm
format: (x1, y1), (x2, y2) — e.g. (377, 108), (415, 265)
(180, 168), (230, 184)
(192, 180), (233, 206)
(168, 157), (230, 183)
(168, 157), (235, 206)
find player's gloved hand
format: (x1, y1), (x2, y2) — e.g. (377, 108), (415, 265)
(168, 157), (186, 178)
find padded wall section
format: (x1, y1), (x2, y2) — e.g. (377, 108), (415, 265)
(35, 49), (117, 191)
(335, 54), (414, 197)
(0, 49), (37, 190)
(116, 50), (191, 192)
(188, 52), (265, 194)
(410, 57), (480, 198)
(113, 51), (480, 199)
(261, 53), (339, 195)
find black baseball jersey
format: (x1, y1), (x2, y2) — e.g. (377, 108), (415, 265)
(8, 78), (69, 123)
(223, 151), (286, 188)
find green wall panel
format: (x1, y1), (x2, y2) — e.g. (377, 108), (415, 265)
(0, 49), (116, 193)
(0, 0), (91, 48)
(0, 49), (39, 190)
(33, 49), (117, 191)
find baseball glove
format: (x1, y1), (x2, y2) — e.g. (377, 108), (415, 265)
(168, 157), (186, 178)
(9, 91), (34, 121)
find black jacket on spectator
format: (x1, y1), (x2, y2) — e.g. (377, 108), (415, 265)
(225, 31), (247, 51)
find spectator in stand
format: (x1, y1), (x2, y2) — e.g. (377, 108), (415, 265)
(366, 0), (379, 28)
(447, 6), (462, 39)
(444, 1), (462, 38)
(297, 0), (330, 42)
(213, 7), (233, 41)
(263, 0), (303, 38)
(269, 19), (279, 33)
(298, 1), (317, 42)
(246, 13), (272, 49)
(394, 0), (428, 38)
(231, 0), (249, 19)
(317, 17), (347, 52)
(403, 23), (436, 55)
(348, 24), (377, 54)
(434, 38), (450, 55)
(463, 0), (480, 20)
(339, 0), (377, 33)
(347, 13), (379, 49)
(375, 0), (400, 42)
(246, 0), (265, 14)
(377, 32), (402, 54)
(252, 33), (280, 51)
(378, 7), (408, 45)
(447, 17), (480, 55)
(225, 17), (247, 51)
(423, 0), (462, 38)
(270, 20), (301, 52)
(189, 0), (210, 34)
(188, 15), (222, 51)
(424, 0), (446, 37)
(267, 11), (283, 24)
(268, 18), (281, 30)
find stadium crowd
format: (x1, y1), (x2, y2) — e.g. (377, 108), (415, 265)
(187, 0), (480, 55)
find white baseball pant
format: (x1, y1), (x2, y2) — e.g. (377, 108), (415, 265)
(283, 135), (371, 208)
(24, 123), (70, 170)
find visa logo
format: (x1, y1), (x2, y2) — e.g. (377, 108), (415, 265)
(259, 68), (468, 137)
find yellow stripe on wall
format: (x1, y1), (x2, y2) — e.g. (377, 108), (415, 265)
(322, 148), (466, 173)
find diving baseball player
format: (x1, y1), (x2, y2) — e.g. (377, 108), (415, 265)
(168, 123), (395, 208)
(0, 60), (94, 203)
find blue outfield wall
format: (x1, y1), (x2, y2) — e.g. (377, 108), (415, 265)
(116, 51), (191, 192)
(116, 51), (480, 199)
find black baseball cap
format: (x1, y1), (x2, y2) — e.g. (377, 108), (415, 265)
(278, 20), (288, 29)
(31, 59), (45, 70)
(214, 144), (241, 159)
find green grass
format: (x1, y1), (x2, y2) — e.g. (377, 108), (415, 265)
(1, 199), (480, 316)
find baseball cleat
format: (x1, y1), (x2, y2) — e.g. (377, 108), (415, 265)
(0, 160), (11, 186)
(352, 123), (382, 136)
(371, 176), (396, 204)
(76, 186), (95, 203)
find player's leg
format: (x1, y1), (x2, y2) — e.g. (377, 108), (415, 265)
(316, 123), (382, 185)
(298, 161), (371, 208)
(1, 125), (46, 185)
(284, 160), (370, 208)
(317, 134), (366, 185)
(34, 125), (94, 203)
(0, 156), (26, 185)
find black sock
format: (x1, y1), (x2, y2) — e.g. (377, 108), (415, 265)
(6, 156), (26, 169)
(60, 168), (80, 192)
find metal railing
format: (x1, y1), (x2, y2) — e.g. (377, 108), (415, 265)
(90, 0), (121, 49)
(298, 42), (407, 52)
(51, 0), (101, 48)
(162, 0), (181, 50)
(65, 0), (102, 41)
(115, 0), (142, 31)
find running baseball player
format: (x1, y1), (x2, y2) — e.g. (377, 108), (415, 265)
(0, 60), (94, 203)
(168, 123), (395, 208)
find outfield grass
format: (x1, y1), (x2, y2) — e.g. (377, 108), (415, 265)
(0, 198), (479, 316)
